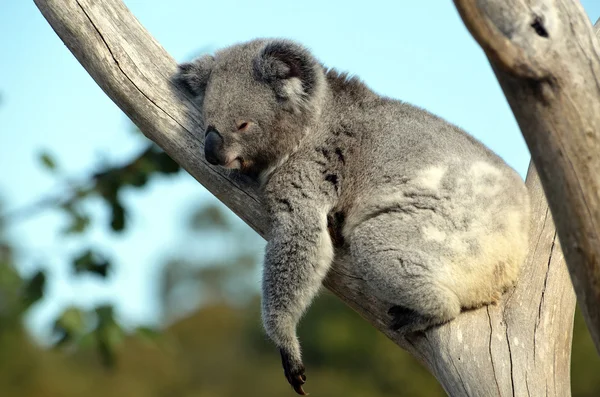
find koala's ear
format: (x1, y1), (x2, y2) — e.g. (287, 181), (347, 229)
(175, 55), (215, 98)
(253, 41), (318, 105)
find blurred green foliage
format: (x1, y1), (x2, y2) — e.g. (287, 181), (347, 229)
(0, 100), (599, 396)
(1, 189), (447, 396)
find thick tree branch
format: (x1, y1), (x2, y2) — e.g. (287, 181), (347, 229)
(454, 0), (600, 355)
(34, 0), (578, 395)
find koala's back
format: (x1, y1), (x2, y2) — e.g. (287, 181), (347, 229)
(320, 73), (530, 308)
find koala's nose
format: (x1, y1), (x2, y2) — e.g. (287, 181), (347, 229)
(204, 127), (224, 166)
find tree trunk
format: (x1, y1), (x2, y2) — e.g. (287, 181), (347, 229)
(454, 0), (600, 357)
(33, 0), (583, 395)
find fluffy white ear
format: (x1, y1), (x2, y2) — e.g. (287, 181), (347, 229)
(253, 41), (319, 109)
(175, 55), (215, 98)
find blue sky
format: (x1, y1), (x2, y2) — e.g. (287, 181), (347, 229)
(1, 1), (599, 338)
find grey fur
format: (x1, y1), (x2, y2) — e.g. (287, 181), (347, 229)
(175, 39), (530, 395)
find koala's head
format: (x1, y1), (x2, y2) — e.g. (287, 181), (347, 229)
(176, 39), (326, 178)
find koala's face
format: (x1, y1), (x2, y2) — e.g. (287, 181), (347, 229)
(200, 50), (281, 173)
(176, 39), (321, 177)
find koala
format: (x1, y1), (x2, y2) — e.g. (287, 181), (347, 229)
(175, 39), (530, 395)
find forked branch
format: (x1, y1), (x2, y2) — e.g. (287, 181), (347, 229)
(454, 0), (600, 357)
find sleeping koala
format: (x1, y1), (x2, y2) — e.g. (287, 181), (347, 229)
(175, 39), (530, 395)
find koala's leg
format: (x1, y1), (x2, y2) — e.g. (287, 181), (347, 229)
(349, 213), (461, 334)
(262, 204), (333, 395)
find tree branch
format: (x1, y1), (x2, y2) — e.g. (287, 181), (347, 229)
(454, 0), (600, 356)
(34, 0), (577, 395)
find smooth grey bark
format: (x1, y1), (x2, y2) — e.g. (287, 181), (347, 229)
(454, 0), (600, 357)
(34, 0), (582, 395)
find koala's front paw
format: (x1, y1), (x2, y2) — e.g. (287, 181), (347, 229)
(280, 348), (307, 395)
(388, 305), (432, 334)
(173, 55), (214, 97)
(173, 63), (195, 89)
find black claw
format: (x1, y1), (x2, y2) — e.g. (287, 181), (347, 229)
(280, 349), (308, 395)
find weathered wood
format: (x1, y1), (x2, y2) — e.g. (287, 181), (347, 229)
(33, 0), (578, 395)
(454, 0), (600, 356)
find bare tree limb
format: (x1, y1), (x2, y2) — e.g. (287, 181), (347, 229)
(33, 0), (578, 395)
(454, 0), (600, 356)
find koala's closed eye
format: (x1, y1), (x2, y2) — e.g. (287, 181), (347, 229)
(237, 121), (251, 132)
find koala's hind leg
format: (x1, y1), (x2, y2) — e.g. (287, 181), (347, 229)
(349, 213), (461, 334)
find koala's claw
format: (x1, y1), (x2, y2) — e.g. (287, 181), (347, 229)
(291, 374), (307, 395)
(280, 349), (308, 395)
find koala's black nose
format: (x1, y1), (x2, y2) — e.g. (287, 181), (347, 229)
(204, 126), (224, 166)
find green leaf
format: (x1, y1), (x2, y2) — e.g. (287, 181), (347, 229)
(62, 211), (91, 235)
(155, 152), (180, 174)
(110, 201), (126, 232)
(22, 270), (46, 308)
(57, 307), (86, 332)
(128, 171), (149, 188)
(39, 151), (57, 171)
(72, 249), (111, 277)
(53, 306), (87, 348)
(94, 304), (123, 368)
(95, 304), (115, 325)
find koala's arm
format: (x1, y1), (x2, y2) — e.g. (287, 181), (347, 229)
(261, 166), (335, 393)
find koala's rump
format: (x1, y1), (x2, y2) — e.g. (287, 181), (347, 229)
(342, 158), (530, 309)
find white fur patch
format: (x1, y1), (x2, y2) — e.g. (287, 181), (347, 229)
(469, 161), (501, 177)
(317, 227), (334, 274)
(259, 153), (290, 186)
(283, 77), (306, 112)
(316, 209), (335, 274)
(416, 166), (447, 191)
(448, 236), (470, 254)
(422, 225), (447, 242)
(469, 162), (504, 196)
